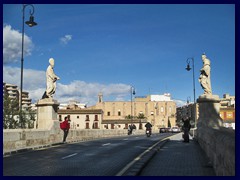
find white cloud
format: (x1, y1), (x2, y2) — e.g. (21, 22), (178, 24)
(55, 81), (131, 105)
(60, 35), (72, 45)
(3, 66), (131, 106)
(3, 25), (34, 64)
(173, 99), (187, 107)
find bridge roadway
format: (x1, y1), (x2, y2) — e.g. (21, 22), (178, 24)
(3, 132), (215, 176)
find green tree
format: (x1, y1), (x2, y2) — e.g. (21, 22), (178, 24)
(3, 93), (36, 129)
(125, 114), (134, 120)
(137, 113), (146, 120)
(137, 113), (146, 129)
(3, 93), (19, 129)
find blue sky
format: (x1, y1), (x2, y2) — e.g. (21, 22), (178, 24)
(3, 4), (235, 106)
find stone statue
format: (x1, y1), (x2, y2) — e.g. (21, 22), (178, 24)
(198, 53), (212, 95)
(42, 58), (60, 99)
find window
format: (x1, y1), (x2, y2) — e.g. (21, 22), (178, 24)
(118, 111), (121, 116)
(94, 122), (98, 129)
(59, 115), (62, 121)
(86, 115), (89, 121)
(107, 112), (111, 116)
(86, 122), (89, 129)
(95, 115), (98, 121)
(77, 116), (79, 119)
(161, 107), (164, 113)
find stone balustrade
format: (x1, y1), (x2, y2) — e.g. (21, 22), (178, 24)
(196, 95), (235, 176)
(3, 123), (147, 155)
(197, 126), (235, 176)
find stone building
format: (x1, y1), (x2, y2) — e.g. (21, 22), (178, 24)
(176, 93), (235, 129)
(219, 94), (235, 129)
(90, 93), (177, 130)
(58, 108), (103, 130)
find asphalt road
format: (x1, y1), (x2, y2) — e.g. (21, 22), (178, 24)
(4, 133), (172, 176)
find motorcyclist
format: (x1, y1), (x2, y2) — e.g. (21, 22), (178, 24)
(128, 124), (133, 135)
(145, 122), (152, 136)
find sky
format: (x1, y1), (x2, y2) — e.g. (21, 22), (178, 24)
(3, 4), (235, 107)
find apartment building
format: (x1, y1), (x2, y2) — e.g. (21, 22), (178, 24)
(3, 82), (32, 110)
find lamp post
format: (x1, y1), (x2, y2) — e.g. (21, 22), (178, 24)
(185, 58), (195, 103)
(187, 96), (191, 105)
(20, 4), (37, 128)
(130, 86), (136, 125)
(185, 58), (196, 128)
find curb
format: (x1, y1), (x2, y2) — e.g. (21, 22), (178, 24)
(3, 142), (65, 157)
(120, 138), (170, 176)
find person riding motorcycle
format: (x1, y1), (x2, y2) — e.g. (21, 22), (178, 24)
(145, 122), (152, 136)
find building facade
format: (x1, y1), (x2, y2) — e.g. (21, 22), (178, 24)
(90, 93), (177, 130)
(176, 103), (198, 128)
(176, 93), (235, 130)
(3, 82), (32, 110)
(219, 94), (235, 129)
(57, 109), (103, 130)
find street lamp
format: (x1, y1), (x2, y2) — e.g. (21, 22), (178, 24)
(185, 58), (196, 128)
(187, 96), (191, 105)
(185, 58), (195, 103)
(130, 86), (136, 124)
(20, 4), (37, 128)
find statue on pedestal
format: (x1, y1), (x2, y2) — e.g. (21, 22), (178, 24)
(42, 58), (60, 99)
(199, 53), (212, 95)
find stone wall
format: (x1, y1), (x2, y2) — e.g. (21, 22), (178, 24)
(197, 126), (235, 176)
(3, 126), (147, 155)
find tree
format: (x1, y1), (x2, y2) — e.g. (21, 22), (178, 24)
(137, 113), (146, 129)
(3, 93), (36, 129)
(125, 114), (134, 120)
(3, 93), (19, 129)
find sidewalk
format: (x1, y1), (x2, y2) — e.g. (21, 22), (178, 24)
(139, 133), (216, 176)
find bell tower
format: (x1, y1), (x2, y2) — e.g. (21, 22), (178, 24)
(98, 92), (103, 103)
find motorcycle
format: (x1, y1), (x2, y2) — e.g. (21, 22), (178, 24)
(128, 128), (132, 135)
(146, 128), (151, 137)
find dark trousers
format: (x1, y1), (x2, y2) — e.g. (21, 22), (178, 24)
(63, 129), (69, 142)
(183, 129), (189, 142)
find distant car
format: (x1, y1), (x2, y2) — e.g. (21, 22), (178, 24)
(171, 126), (181, 133)
(159, 128), (166, 133)
(166, 127), (172, 133)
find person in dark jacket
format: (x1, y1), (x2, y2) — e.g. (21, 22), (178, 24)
(182, 118), (191, 143)
(145, 122), (152, 135)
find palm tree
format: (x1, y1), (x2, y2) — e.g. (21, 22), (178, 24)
(137, 113), (146, 129)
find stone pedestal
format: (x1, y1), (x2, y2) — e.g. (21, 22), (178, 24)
(197, 94), (223, 129)
(36, 98), (60, 130)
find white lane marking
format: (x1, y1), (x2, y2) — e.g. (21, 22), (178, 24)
(123, 138), (128, 140)
(62, 153), (78, 160)
(102, 143), (111, 146)
(116, 136), (170, 176)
